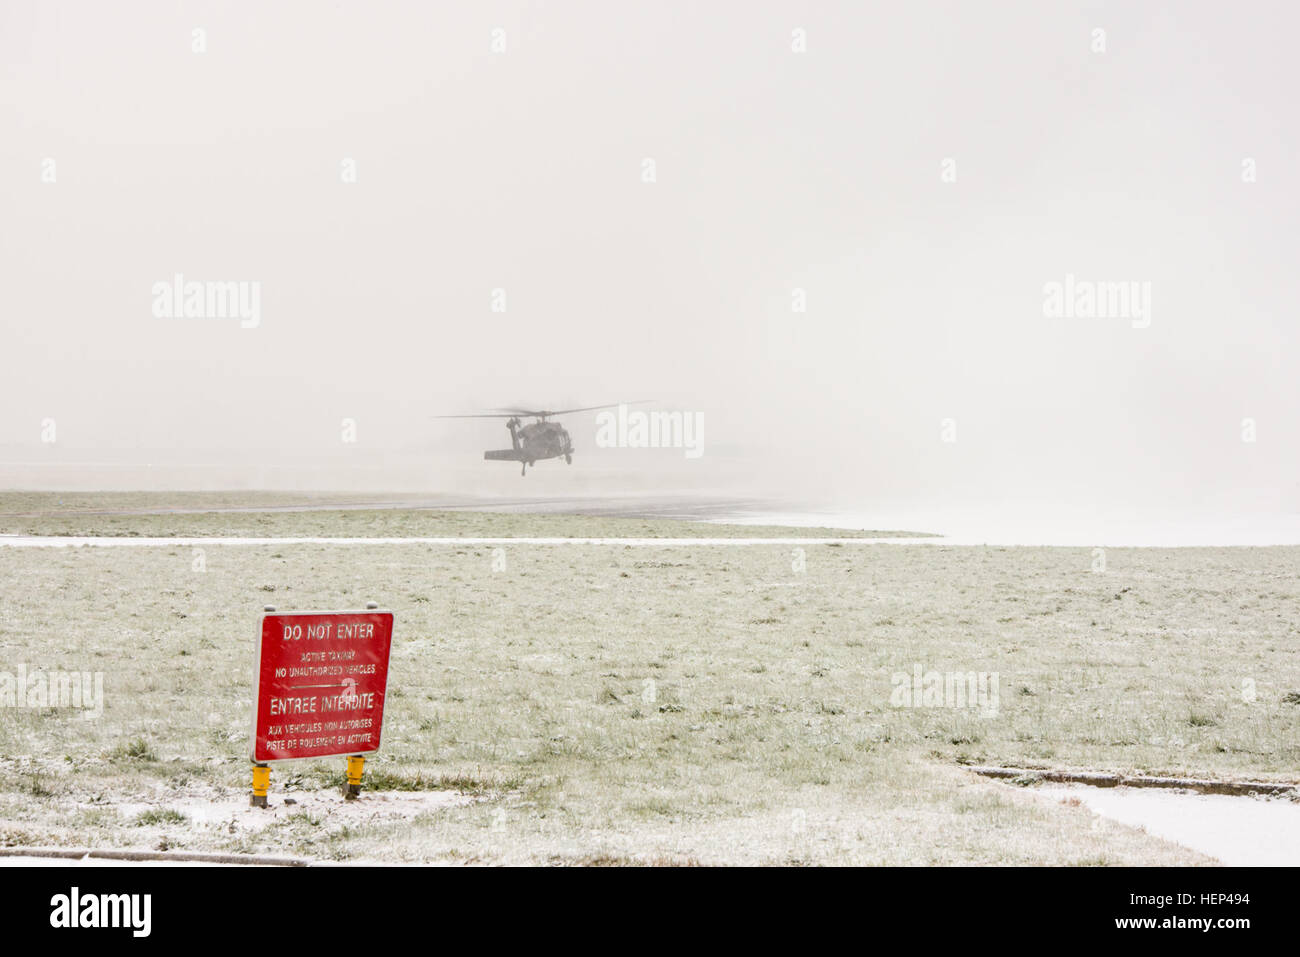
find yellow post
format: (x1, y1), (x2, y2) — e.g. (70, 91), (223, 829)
(344, 755), (365, 800)
(250, 764), (271, 808)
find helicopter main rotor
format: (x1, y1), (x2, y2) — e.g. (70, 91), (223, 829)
(434, 401), (651, 422)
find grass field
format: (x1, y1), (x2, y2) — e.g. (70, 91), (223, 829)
(1, 497), (1297, 864)
(0, 491), (924, 540)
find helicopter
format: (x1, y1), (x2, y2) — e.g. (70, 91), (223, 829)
(436, 403), (647, 476)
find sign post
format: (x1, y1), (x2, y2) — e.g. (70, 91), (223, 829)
(250, 603), (394, 805)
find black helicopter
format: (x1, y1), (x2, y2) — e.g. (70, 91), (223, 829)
(436, 403), (646, 475)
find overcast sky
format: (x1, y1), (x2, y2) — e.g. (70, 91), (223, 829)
(1, 1), (1296, 512)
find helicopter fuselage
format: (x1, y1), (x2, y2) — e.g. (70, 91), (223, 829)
(483, 417), (574, 474)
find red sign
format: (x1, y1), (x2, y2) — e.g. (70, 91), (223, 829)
(250, 610), (394, 764)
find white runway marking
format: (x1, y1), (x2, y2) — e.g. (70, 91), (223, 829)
(0, 535), (941, 548)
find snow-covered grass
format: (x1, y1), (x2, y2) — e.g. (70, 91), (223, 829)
(0, 494), (917, 540)
(1, 507), (1296, 863)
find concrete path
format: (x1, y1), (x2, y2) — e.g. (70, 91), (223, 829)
(1035, 785), (1300, 866)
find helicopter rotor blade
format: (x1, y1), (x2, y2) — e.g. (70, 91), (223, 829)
(435, 401), (654, 420)
(431, 413), (524, 419)
(489, 401), (654, 418)
(544, 401), (654, 416)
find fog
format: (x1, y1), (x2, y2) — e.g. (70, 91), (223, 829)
(2, 1), (1296, 520)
